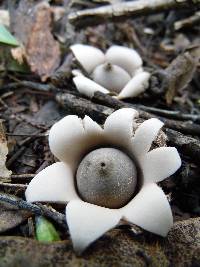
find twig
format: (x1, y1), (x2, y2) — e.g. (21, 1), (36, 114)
(134, 105), (200, 122)
(174, 11), (200, 30)
(56, 92), (114, 123)
(0, 182), (27, 193)
(0, 182), (27, 189)
(92, 92), (200, 136)
(93, 92), (200, 122)
(6, 147), (26, 167)
(11, 174), (35, 183)
(68, 0), (198, 28)
(0, 81), (57, 94)
(6, 132), (47, 137)
(0, 193), (67, 230)
(11, 174), (35, 179)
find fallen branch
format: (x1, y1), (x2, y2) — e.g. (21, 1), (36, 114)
(68, 0), (198, 28)
(92, 91), (200, 136)
(56, 92), (114, 123)
(56, 91), (200, 162)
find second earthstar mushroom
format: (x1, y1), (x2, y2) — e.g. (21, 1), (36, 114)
(71, 44), (150, 99)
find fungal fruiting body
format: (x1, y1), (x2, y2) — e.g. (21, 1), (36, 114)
(71, 44), (150, 99)
(25, 108), (181, 254)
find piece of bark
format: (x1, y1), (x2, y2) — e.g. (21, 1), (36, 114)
(10, 0), (60, 81)
(0, 121), (12, 182)
(69, 0), (198, 28)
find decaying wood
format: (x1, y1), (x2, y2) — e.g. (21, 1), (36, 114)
(69, 0), (198, 28)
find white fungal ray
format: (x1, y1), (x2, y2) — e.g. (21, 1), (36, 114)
(73, 75), (109, 98)
(71, 69), (83, 77)
(105, 45), (142, 76)
(92, 63), (131, 93)
(134, 67), (144, 75)
(66, 199), (121, 254)
(104, 108), (139, 147)
(131, 118), (164, 159)
(140, 147), (181, 184)
(70, 44), (105, 74)
(49, 115), (104, 172)
(121, 183), (173, 237)
(25, 162), (79, 203)
(71, 44), (151, 99)
(83, 115), (103, 135)
(117, 72), (150, 100)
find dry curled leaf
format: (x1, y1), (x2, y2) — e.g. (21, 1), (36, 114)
(165, 51), (198, 105)
(0, 121), (12, 182)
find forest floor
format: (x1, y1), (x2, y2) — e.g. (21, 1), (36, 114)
(0, 0), (200, 266)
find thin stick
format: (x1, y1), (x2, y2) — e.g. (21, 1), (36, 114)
(6, 133), (47, 137)
(0, 81), (57, 93)
(136, 105), (200, 122)
(0, 193), (67, 230)
(174, 11), (200, 30)
(0, 182), (27, 189)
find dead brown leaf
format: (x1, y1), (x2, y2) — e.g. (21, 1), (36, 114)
(10, 1), (61, 81)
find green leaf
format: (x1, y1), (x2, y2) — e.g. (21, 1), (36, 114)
(0, 24), (19, 46)
(35, 216), (60, 243)
(7, 57), (30, 73)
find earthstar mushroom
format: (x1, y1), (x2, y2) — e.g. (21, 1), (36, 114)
(25, 108), (181, 254)
(71, 44), (150, 99)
